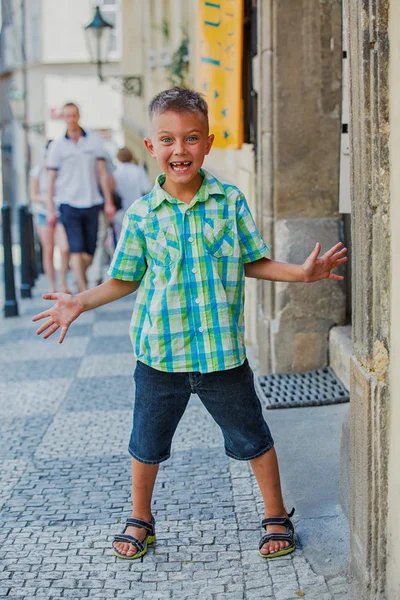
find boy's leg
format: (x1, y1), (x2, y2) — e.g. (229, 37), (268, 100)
(249, 448), (291, 555)
(195, 359), (290, 556)
(113, 360), (191, 557)
(113, 460), (159, 558)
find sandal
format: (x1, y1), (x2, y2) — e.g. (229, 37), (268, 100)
(259, 507), (296, 559)
(112, 515), (156, 560)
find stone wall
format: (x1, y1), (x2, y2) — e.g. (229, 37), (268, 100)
(257, 0), (346, 375)
(346, 0), (390, 597)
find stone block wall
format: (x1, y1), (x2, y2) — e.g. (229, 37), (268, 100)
(346, 0), (390, 597)
(256, 0), (346, 375)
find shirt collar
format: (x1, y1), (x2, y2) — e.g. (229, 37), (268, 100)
(149, 168), (225, 211)
(65, 127), (87, 139)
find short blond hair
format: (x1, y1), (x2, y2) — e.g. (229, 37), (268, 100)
(148, 87), (208, 128)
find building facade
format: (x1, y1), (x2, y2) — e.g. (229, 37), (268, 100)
(55, 2), (400, 594)
(0, 0), (123, 209)
(255, 0), (347, 375)
(120, 0), (348, 376)
(346, 0), (400, 598)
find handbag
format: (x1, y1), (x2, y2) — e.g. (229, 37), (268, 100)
(112, 193), (122, 211)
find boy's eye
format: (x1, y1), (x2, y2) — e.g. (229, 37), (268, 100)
(161, 137), (172, 143)
(187, 136), (198, 142)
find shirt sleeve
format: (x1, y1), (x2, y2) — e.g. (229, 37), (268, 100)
(46, 141), (61, 171)
(91, 132), (106, 161)
(236, 193), (270, 263)
(108, 211), (147, 281)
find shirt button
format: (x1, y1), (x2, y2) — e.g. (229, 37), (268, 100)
(195, 298), (200, 304)
(187, 210), (191, 215)
(188, 236), (194, 243)
(192, 268), (197, 274)
(199, 327), (204, 333)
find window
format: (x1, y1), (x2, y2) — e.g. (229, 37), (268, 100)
(98, 0), (121, 58)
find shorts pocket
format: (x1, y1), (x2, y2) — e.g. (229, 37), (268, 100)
(146, 224), (180, 267)
(203, 218), (234, 258)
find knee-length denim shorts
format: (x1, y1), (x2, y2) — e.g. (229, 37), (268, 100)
(128, 358), (274, 464)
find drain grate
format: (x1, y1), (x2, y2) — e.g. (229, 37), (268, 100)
(255, 366), (349, 409)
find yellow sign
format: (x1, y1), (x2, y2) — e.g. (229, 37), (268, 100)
(197, 0), (244, 149)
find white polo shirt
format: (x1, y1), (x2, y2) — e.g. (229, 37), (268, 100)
(46, 128), (105, 209)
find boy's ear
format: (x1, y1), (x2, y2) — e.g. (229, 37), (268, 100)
(144, 138), (156, 157)
(205, 134), (214, 155)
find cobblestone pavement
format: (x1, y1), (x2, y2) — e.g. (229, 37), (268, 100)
(0, 278), (355, 599)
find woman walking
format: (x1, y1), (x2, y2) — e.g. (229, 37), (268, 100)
(30, 141), (70, 293)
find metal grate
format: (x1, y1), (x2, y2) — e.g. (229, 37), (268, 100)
(255, 367), (349, 410)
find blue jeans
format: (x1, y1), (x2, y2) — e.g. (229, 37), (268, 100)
(129, 358), (274, 464)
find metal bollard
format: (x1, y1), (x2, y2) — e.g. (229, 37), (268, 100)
(27, 208), (37, 285)
(19, 204), (32, 298)
(36, 229), (44, 275)
(1, 203), (19, 317)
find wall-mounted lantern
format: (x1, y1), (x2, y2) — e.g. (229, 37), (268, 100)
(84, 5), (142, 97)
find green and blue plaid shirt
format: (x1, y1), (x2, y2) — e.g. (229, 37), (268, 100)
(108, 169), (269, 373)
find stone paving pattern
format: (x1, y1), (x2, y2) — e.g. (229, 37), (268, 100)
(0, 279), (354, 599)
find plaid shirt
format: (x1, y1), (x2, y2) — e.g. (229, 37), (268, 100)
(108, 169), (269, 373)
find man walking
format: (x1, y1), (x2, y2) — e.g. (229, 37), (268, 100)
(46, 102), (115, 292)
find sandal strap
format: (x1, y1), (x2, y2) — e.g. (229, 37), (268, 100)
(113, 533), (144, 552)
(125, 517), (154, 534)
(262, 508), (295, 531)
(262, 517), (294, 532)
(262, 517), (287, 526)
(259, 531), (294, 550)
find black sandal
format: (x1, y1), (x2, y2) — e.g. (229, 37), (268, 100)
(112, 516), (156, 560)
(259, 507), (296, 559)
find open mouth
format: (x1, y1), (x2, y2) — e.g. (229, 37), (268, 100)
(170, 161), (192, 173)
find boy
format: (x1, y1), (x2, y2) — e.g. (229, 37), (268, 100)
(33, 87), (347, 561)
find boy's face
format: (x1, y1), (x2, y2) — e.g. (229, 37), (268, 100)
(144, 111), (214, 185)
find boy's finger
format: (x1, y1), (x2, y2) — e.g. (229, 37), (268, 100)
(42, 293), (59, 300)
(43, 323), (60, 339)
(36, 319), (55, 335)
(58, 326), (69, 344)
(333, 257), (348, 267)
(324, 242), (343, 258)
(332, 247), (347, 259)
(329, 273), (344, 281)
(310, 243), (321, 260)
(32, 310), (51, 322)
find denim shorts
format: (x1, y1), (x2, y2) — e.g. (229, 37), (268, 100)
(59, 204), (102, 255)
(129, 358), (275, 464)
(36, 213), (59, 227)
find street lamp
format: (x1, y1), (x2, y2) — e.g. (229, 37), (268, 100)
(84, 5), (142, 97)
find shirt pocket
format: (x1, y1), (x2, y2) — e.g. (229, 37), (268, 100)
(203, 218), (235, 258)
(145, 224), (181, 267)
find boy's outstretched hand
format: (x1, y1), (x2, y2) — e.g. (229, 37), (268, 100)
(302, 242), (347, 283)
(32, 293), (84, 344)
